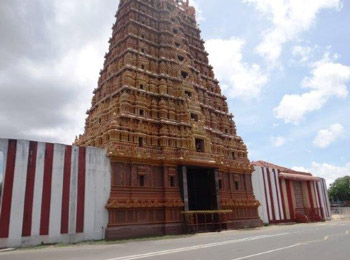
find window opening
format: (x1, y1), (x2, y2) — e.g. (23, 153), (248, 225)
(219, 179), (223, 190)
(191, 113), (199, 122)
(139, 175), (145, 187)
(231, 152), (235, 160)
(139, 137), (144, 147)
(170, 176), (175, 187)
(185, 91), (192, 98)
(234, 181), (239, 190)
(195, 138), (205, 153)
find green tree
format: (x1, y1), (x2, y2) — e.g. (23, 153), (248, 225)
(328, 176), (350, 202)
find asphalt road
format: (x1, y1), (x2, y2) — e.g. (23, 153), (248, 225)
(1, 220), (350, 260)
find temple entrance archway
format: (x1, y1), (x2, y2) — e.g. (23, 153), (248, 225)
(186, 167), (218, 211)
(180, 166), (227, 233)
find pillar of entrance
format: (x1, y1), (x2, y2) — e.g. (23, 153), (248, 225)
(180, 165), (190, 211)
(213, 169), (221, 210)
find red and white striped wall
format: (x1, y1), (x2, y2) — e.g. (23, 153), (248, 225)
(317, 178), (332, 221)
(0, 139), (111, 248)
(252, 165), (331, 224)
(252, 166), (286, 224)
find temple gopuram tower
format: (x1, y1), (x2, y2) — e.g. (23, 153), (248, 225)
(76, 0), (262, 239)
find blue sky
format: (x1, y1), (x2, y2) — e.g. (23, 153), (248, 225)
(194, 0), (350, 185)
(0, 0), (349, 185)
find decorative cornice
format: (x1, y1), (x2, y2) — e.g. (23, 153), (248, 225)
(106, 199), (185, 209)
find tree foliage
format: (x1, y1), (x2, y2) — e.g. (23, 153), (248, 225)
(328, 176), (350, 202)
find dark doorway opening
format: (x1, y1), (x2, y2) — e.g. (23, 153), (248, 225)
(187, 167), (218, 211)
(195, 139), (205, 153)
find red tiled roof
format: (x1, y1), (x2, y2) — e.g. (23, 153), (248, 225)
(251, 160), (312, 176)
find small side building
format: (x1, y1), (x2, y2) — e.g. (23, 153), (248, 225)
(252, 161), (331, 224)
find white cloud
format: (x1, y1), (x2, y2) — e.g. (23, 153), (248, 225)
(313, 124), (344, 148)
(243, 0), (342, 63)
(270, 136), (286, 147)
(274, 53), (350, 124)
(293, 162), (350, 187)
(0, 0), (116, 145)
(292, 166), (309, 173)
(292, 45), (314, 64)
(205, 38), (268, 100)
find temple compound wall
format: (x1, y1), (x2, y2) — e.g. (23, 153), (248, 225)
(0, 137), (262, 247)
(0, 139), (111, 248)
(252, 161), (331, 224)
(0, 140), (333, 248)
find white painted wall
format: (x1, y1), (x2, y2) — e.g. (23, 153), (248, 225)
(318, 179), (332, 220)
(0, 139), (111, 248)
(252, 166), (269, 224)
(0, 139), (8, 217)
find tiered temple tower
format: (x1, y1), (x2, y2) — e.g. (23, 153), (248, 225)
(76, 0), (262, 239)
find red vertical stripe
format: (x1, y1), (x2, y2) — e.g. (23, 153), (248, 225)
(315, 181), (324, 220)
(266, 168), (276, 221)
(40, 143), (54, 236)
(313, 183), (319, 207)
(61, 146), (72, 234)
(286, 179), (295, 220)
(273, 169), (282, 220)
(76, 147), (86, 233)
(22, 141), (38, 237)
(321, 179), (330, 218)
(0, 140), (17, 238)
(261, 167), (271, 222)
(307, 181), (315, 210)
(278, 171), (287, 221)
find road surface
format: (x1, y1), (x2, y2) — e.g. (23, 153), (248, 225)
(1, 220), (350, 260)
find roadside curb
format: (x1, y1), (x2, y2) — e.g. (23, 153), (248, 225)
(0, 248), (15, 253)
